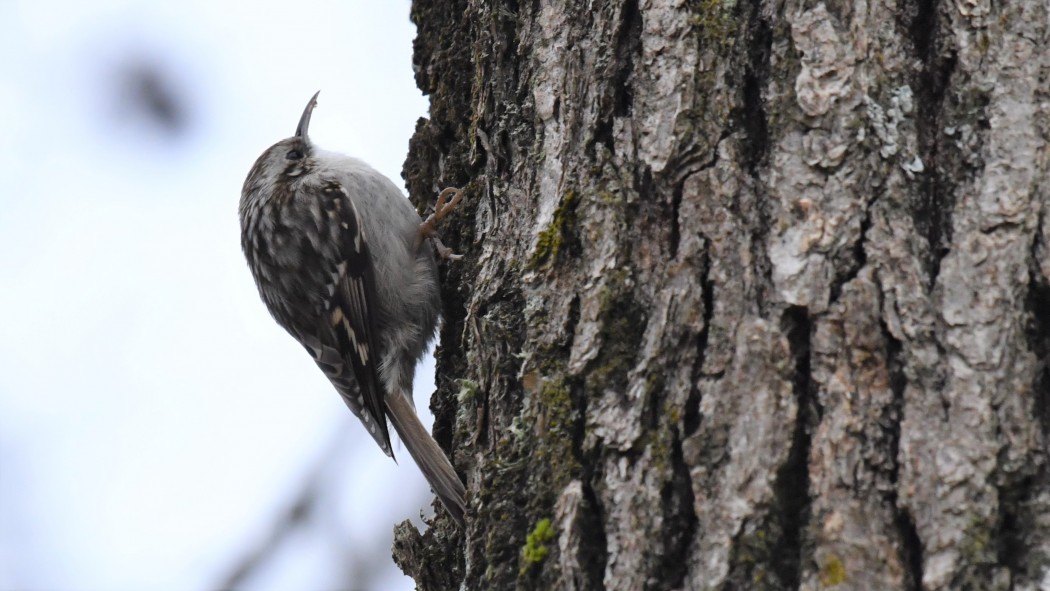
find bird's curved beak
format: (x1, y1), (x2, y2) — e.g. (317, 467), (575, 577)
(295, 91), (321, 139)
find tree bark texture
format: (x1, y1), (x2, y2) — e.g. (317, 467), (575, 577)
(394, 0), (1050, 589)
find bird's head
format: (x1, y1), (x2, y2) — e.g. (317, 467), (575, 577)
(242, 91), (321, 198)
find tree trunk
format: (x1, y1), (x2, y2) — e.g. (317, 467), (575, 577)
(393, 0), (1050, 589)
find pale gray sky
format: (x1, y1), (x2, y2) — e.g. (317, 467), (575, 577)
(0, 1), (435, 589)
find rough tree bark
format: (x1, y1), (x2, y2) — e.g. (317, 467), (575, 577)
(392, 0), (1050, 589)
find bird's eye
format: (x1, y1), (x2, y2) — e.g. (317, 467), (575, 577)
(286, 149), (304, 160)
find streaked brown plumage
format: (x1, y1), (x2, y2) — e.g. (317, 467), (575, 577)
(240, 92), (465, 525)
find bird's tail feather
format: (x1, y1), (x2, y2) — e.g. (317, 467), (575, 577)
(386, 390), (466, 526)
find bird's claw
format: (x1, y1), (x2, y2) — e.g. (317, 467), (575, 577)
(431, 236), (463, 261)
(419, 187), (463, 238)
(418, 187), (463, 259)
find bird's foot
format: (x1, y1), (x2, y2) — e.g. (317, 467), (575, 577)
(419, 187), (463, 237)
(418, 187), (463, 259)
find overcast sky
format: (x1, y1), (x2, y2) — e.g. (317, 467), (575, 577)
(0, 1), (435, 589)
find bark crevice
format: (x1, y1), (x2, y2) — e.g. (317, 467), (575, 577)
(661, 428), (699, 590)
(774, 305), (815, 588)
(741, 0), (774, 312)
(669, 179), (683, 259)
(579, 478), (609, 590)
(613, 0), (641, 119)
(829, 205), (873, 306)
(1026, 258), (1050, 439)
(593, 0), (641, 156)
(906, 0), (958, 285)
(896, 509), (925, 591)
(741, 0), (772, 174)
(685, 249), (714, 438)
(883, 322), (924, 590)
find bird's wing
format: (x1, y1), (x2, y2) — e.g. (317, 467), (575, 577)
(306, 180), (393, 456)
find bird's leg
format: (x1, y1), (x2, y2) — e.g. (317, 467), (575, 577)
(417, 187), (463, 260)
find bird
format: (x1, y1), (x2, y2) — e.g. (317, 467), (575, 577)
(239, 91), (466, 525)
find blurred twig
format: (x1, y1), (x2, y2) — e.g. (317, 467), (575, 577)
(215, 427), (352, 591)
